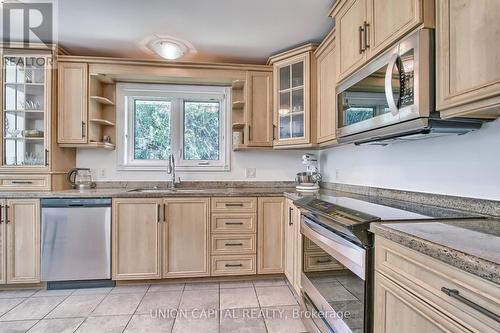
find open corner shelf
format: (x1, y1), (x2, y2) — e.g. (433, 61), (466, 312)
(232, 123), (246, 130)
(87, 142), (116, 150)
(232, 100), (245, 109)
(90, 73), (115, 85)
(89, 95), (115, 106)
(232, 80), (245, 89)
(89, 118), (115, 126)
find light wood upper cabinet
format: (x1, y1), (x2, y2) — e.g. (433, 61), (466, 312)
(336, 0), (367, 80)
(315, 30), (338, 145)
(246, 71), (273, 147)
(436, 0), (500, 119)
(58, 62), (88, 144)
(367, 0), (433, 57)
(112, 198), (162, 280)
(331, 0), (434, 82)
(268, 44), (317, 148)
(257, 197), (285, 274)
(163, 198), (210, 278)
(5, 199), (40, 284)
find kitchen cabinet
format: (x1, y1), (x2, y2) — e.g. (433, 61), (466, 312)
(163, 198), (210, 278)
(268, 44), (317, 148)
(257, 197), (285, 274)
(58, 61), (116, 149)
(284, 199), (302, 294)
(0, 49), (75, 191)
(436, 0), (500, 119)
(0, 199), (40, 284)
(374, 236), (500, 333)
(112, 198), (162, 280)
(314, 29), (338, 145)
(330, 0), (434, 82)
(211, 197), (257, 276)
(246, 71), (273, 147)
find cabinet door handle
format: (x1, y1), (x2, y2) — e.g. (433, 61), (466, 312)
(44, 149), (49, 166)
(359, 25), (365, 53)
(225, 243), (243, 247)
(157, 204), (161, 223)
(163, 203), (167, 223)
(5, 205), (10, 224)
(272, 124), (277, 140)
(82, 122), (86, 138)
(316, 259), (333, 264)
(288, 207), (293, 226)
(363, 21), (370, 49)
(225, 264), (243, 268)
(11, 181), (33, 184)
(248, 125), (251, 142)
(225, 203), (244, 207)
(441, 287), (500, 323)
(225, 222), (244, 225)
(0, 205), (3, 224)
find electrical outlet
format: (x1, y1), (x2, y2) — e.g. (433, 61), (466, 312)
(335, 169), (340, 180)
(245, 168), (256, 179)
(98, 168), (106, 179)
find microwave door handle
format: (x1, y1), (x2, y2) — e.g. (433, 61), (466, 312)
(385, 53), (401, 116)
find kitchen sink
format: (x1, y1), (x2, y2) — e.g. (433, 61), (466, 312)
(127, 188), (209, 193)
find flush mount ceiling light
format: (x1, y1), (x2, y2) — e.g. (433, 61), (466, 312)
(143, 36), (195, 61)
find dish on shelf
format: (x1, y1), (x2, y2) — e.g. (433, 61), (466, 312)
(21, 129), (44, 138)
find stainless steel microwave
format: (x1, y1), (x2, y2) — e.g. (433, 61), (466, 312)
(336, 29), (483, 144)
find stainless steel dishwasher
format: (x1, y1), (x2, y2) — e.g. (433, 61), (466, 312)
(41, 198), (111, 283)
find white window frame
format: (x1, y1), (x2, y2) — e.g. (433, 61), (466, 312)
(116, 83), (231, 171)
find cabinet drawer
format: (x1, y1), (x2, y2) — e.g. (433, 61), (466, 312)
(303, 252), (344, 272)
(211, 255), (256, 276)
(304, 238), (322, 252)
(375, 236), (500, 332)
(211, 234), (256, 255)
(211, 213), (256, 234)
(0, 174), (50, 191)
(211, 197), (257, 213)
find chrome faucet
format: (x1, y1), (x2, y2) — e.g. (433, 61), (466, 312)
(167, 153), (178, 188)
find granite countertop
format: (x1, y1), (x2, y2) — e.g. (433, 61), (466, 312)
(0, 186), (296, 199)
(370, 221), (500, 284)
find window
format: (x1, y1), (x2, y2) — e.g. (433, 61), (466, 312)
(117, 83), (230, 171)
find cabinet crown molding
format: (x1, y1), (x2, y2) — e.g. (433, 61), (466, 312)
(267, 43), (319, 65)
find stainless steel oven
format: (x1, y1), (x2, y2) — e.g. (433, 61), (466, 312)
(299, 212), (373, 333)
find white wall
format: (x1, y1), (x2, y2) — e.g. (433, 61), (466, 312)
(76, 148), (307, 182)
(319, 119), (500, 200)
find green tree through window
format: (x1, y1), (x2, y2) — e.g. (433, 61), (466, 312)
(183, 101), (220, 160)
(134, 100), (171, 160)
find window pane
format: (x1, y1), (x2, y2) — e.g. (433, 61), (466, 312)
(134, 100), (171, 160)
(184, 101), (220, 160)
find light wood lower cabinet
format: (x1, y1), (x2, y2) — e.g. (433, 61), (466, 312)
(284, 199), (302, 294)
(112, 198), (162, 280)
(2, 199), (40, 284)
(374, 236), (500, 333)
(257, 197), (285, 274)
(163, 198), (210, 278)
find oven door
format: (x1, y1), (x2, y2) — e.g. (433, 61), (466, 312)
(336, 29), (432, 139)
(300, 215), (368, 333)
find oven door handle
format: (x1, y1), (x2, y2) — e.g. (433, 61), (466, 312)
(301, 217), (366, 280)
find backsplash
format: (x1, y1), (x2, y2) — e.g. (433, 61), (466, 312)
(319, 119), (500, 201)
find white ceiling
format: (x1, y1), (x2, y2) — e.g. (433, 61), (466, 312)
(58, 0), (335, 64)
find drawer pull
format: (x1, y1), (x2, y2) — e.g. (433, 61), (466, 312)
(225, 264), (243, 268)
(225, 243), (243, 246)
(225, 222), (243, 225)
(441, 287), (500, 323)
(225, 203), (244, 207)
(11, 181), (34, 184)
(316, 259), (333, 264)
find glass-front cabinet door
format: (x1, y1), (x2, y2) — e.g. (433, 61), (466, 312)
(2, 54), (50, 168)
(270, 47), (314, 147)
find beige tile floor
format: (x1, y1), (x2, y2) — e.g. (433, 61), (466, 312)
(0, 278), (308, 333)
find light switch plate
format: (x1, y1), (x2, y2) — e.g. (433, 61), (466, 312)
(245, 168), (256, 178)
